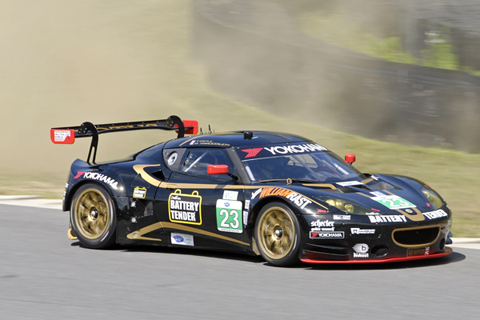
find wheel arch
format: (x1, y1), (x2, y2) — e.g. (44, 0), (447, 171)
(65, 180), (118, 212)
(249, 196), (300, 228)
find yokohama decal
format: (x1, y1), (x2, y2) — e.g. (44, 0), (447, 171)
(241, 143), (327, 159)
(263, 144), (327, 155)
(74, 171), (119, 189)
(310, 231), (345, 239)
(241, 148), (263, 158)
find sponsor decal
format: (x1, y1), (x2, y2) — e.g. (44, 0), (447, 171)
(371, 195), (416, 210)
(368, 215), (407, 223)
(96, 124), (156, 131)
(74, 171), (119, 189)
(263, 143), (327, 156)
(251, 188), (263, 200)
(133, 187), (147, 199)
(407, 247), (430, 257)
(74, 171), (85, 179)
(53, 130), (73, 143)
(63, 183), (68, 200)
(353, 243), (369, 258)
(286, 192), (312, 209)
(337, 181), (363, 187)
(241, 144), (327, 158)
(216, 200), (243, 233)
(370, 191), (386, 197)
(167, 152), (178, 166)
(310, 230), (345, 239)
(171, 233), (194, 246)
(244, 200), (250, 210)
(169, 190), (202, 225)
(311, 219), (335, 228)
(333, 215), (351, 220)
(259, 187), (292, 198)
(317, 209), (327, 213)
(243, 210), (249, 226)
(423, 209), (448, 220)
(351, 228), (375, 235)
(189, 140), (230, 147)
(259, 187), (312, 209)
(241, 148), (263, 158)
(223, 190), (238, 201)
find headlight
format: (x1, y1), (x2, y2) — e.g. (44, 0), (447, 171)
(421, 186), (444, 209)
(320, 197), (369, 214)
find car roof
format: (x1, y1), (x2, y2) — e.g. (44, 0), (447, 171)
(164, 131), (315, 149)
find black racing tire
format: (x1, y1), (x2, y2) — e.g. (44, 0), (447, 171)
(70, 183), (116, 249)
(254, 202), (301, 267)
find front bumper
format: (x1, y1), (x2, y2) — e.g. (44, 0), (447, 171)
(300, 216), (452, 264)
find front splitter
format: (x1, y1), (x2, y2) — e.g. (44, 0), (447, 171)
(300, 246), (452, 264)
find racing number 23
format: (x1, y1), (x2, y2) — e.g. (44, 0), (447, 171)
(216, 200), (243, 233)
(374, 196), (415, 210)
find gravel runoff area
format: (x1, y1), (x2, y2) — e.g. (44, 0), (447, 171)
(1, 195), (478, 250)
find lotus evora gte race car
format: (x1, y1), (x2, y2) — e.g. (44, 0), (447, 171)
(50, 115), (453, 267)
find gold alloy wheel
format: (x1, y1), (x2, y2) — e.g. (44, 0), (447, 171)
(74, 188), (109, 240)
(257, 206), (295, 260)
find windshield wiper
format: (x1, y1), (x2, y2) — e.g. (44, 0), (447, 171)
(258, 178), (318, 184)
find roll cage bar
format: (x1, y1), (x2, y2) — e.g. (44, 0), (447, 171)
(50, 115), (198, 165)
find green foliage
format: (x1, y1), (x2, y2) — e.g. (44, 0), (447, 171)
(362, 34), (418, 64)
(297, 10), (469, 71)
(421, 26), (459, 70)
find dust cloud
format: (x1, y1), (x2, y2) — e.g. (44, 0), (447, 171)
(0, 0), (196, 186)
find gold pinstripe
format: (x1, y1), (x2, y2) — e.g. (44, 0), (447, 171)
(133, 164), (328, 209)
(126, 221), (250, 246)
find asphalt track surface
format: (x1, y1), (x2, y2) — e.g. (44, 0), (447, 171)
(1, 203), (479, 319)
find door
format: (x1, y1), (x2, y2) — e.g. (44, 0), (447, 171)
(154, 147), (250, 252)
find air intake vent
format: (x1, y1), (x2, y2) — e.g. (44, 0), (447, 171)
(393, 226), (440, 247)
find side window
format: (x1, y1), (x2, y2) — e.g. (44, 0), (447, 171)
(163, 149), (187, 172)
(180, 148), (234, 181)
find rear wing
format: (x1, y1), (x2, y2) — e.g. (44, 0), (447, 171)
(51, 115), (198, 164)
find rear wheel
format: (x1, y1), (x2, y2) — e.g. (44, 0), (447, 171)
(71, 183), (116, 249)
(254, 202), (300, 267)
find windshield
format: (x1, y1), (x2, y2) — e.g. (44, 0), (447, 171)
(242, 151), (365, 183)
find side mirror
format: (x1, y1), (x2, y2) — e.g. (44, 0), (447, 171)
(207, 164), (229, 175)
(345, 153), (356, 165)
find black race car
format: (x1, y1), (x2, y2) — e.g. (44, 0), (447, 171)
(51, 115), (453, 267)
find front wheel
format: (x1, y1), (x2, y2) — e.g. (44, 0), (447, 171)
(254, 202), (300, 267)
(70, 183), (116, 249)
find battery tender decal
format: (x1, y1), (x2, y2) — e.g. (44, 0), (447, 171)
(216, 200), (243, 233)
(169, 190), (202, 225)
